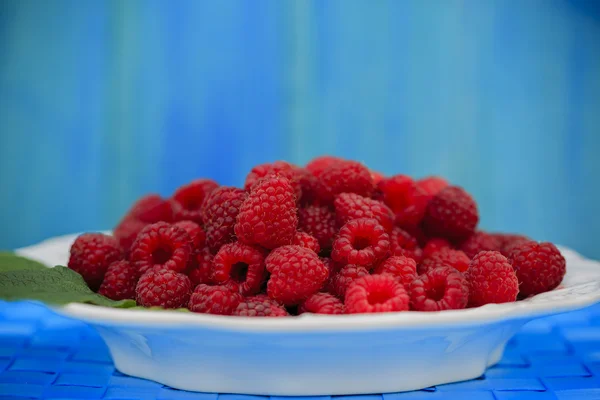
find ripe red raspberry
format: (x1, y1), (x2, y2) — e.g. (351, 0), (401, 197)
(305, 155), (344, 176)
(187, 247), (215, 287)
(212, 242), (266, 296)
(300, 292), (344, 315)
(389, 227), (423, 263)
(233, 295), (288, 317)
(171, 179), (219, 224)
(460, 231), (502, 259)
(466, 251), (518, 307)
(113, 217), (147, 253)
(370, 170), (385, 184)
(418, 248), (470, 275)
(98, 260), (137, 300)
(423, 238), (452, 258)
(266, 245), (329, 305)
(416, 176), (449, 196)
(292, 231), (321, 253)
(345, 275), (409, 314)
(136, 268), (191, 308)
(295, 167), (321, 205)
(334, 193), (394, 232)
(235, 175), (298, 249)
(298, 205), (337, 250)
(188, 284), (242, 315)
(317, 160), (374, 204)
(130, 222), (192, 275)
(328, 264), (369, 298)
(375, 175), (414, 214)
(244, 161), (303, 200)
(508, 242), (566, 297)
(409, 266), (468, 311)
(499, 234), (532, 257)
(423, 186), (479, 242)
(373, 256), (417, 289)
(68, 233), (123, 291)
(377, 176), (431, 233)
(331, 218), (390, 268)
(202, 186), (247, 253)
(173, 221), (205, 249)
(126, 194), (174, 223)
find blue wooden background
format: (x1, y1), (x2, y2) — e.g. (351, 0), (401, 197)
(0, 0), (599, 259)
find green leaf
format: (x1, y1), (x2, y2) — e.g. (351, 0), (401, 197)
(0, 252), (136, 308)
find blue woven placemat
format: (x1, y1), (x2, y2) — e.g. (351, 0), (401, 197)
(1, 301), (600, 400)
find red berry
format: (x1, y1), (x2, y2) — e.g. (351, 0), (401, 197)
(409, 266), (468, 311)
(389, 227), (423, 263)
(113, 217), (147, 253)
(508, 241), (566, 297)
(466, 251), (518, 307)
(233, 295), (288, 317)
(202, 186), (247, 253)
(235, 175), (298, 249)
(305, 155), (344, 176)
(328, 264), (369, 299)
(68, 233), (123, 291)
(345, 275), (409, 314)
(498, 234), (532, 257)
(171, 179), (219, 224)
(173, 221), (205, 249)
(292, 231), (321, 253)
(317, 160), (374, 204)
(331, 218), (390, 268)
(300, 292), (344, 315)
(379, 177), (430, 233)
(376, 175), (414, 214)
(98, 260), (137, 300)
(136, 268), (191, 308)
(423, 186), (479, 242)
(416, 176), (449, 196)
(212, 242), (266, 296)
(418, 248), (470, 275)
(130, 222), (192, 275)
(298, 205), (338, 250)
(423, 238), (452, 258)
(460, 231), (502, 259)
(187, 247), (215, 287)
(266, 245), (329, 306)
(373, 256), (417, 289)
(370, 170), (385, 184)
(126, 194), (174, 223)
(244, 161), (303, 200)
(334, 192), (394, 232)
(295, 167), (322, 205)
(188, 284), (242, 315)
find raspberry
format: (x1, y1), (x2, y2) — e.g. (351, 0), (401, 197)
(389, 227), (423, 263)
(328, 264), (369, 298)
(423, 186), (479, 242)
(113, 217), (147, 253)
(298, 205), (337, 250)
(188, 284), (242, 315)
(68, 233), (123, 291)
(460, 231), (502, 258)
(345, 275), (409, 314)
(423, 238), (452, 258)
(266, 245), (329, 305)
(171, 179), (219, 223)
(212, 242), (266, 296)
(317, 160), (374, 204)
(417, 176), (449, 196)
(173, 221), (205, 249)
(508, 242), (566, 297)
(466, 251), (518, 307)
(373, 256), (417, 289)
(233, 295), (288, 317)
(296, 167), (321, 205)
(305, 155), (344, 176)
(370, 170), (385, 184)
(499, 234), (532, 257)
(418, 248), (470, 274)
(292, 231), (320, 253)
(244, 161), (303, 200)
(126, 194), (173, 223)
(130, 222), (192, 275)
(202, 187), (247, 253)
(98, 260), (137, 300)
(331, 218), (390, 268)
(300, 292), (344, 314)
(136, 268), (191, 308)
(376, 175), (414, 214)
(334, 193), (394, 232)
(409, 266), (468, 311)
(235, 175), (298, 249)
(187, 247), (215, 287)
(377, 176), (431, 233)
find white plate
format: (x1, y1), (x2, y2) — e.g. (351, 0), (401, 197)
(15, 234), (600, 396)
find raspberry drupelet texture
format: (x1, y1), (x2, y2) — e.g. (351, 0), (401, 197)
(298, 205), (338, 251)
(317, 160), (374, 204)
(187, 247), (215, 287)
(331, 218), (390, 268)
(466, 251), (518, 307)
(328, 264), (370, 299)
(418, 248), (470, 275)
(244, 161), (303, 200)
(171, 179), (219, 224)
(300, 292), (344, 314)
(130, 222), (192, 275)
(334, 192), (395, 232)
(345, 274), (410, 314)
(509, 241), (566, 297)
(136, 268), (191, 308)
(423, 186), (479, 242)
(266, 245), (329, 306)
(305, 155), (344, 176)
(409, 266), (469, 311)
(233, 295), (289, 317)
(235, 175), (298, 249)
(389, 226), (423, 263)
(113, 217), (147, 254)
(460, 231), (502, 259)
(499, 234), (532, 257)
(373, 256), (417, 289)
(292, 231), (321, 253)
(68, 233), (123, 291)
(188, 284), (243, 315)
(98, 260), (138, 300)
(202, 186), (247, 253)
(173, 221), (205, 249)
(423, 238), (452, 258)
(417, 176), (449, 196)
(127, 194), (174, 223)
(212, 242), (266, 296)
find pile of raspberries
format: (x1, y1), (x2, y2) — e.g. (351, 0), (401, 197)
(68, 156), (566, 316)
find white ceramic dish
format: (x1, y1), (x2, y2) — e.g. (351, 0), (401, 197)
(15, 234), (600, 396)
